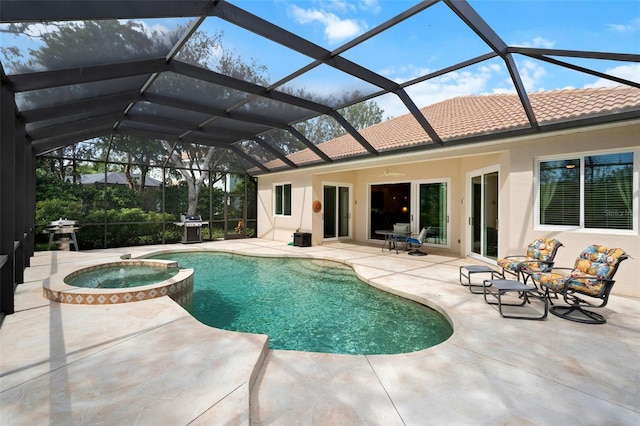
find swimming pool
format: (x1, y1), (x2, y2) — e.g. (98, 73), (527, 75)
(150, 252), (452, 355)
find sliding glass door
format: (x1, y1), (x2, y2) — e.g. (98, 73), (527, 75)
(369, 181), (448, 246)
(370, 183), (410, 239)
(468, 169), (499, 259)
(323, 184), (351, 240)
(416, 181), (449, 246)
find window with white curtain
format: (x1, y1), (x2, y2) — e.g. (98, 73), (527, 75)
(538, 151), (634, 230)
(274, 183), (291, 216)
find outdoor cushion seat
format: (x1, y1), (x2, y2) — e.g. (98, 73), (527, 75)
(392, 223), (411, 251)
(497, 237), (563, 282)
(530, 245), (629, 324)
(406, 226), (431, 256)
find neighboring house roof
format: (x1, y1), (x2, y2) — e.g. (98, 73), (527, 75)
(67, 172), (162, 187)
(260, 86), (640, 171)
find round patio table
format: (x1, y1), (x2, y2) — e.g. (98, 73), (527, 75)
(375, 230), (411, 254)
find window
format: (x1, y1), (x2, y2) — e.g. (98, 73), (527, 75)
(274, 183), (291, 216)
(538, 152), (635, 230)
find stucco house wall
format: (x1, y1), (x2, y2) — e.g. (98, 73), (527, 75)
(501, 122), (639, 298)
(256, 120), (639, 298)
(257, 173), (314, 242)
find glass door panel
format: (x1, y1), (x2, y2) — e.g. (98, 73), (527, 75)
(484, 172), (499, 258)
(471, 176), (482, 255)
(339, 187), (349, 237)
(324, 184), (351, 239)
(417, 182), (448, 245)
(370, 183), (410, 239)
(469, 171), (498, 259)
(323, 186), (337, 239)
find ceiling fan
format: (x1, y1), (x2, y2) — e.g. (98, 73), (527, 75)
(376, 168), (406, 178)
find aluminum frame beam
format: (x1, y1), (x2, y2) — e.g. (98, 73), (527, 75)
(0, 0), (218, 22)
(444, 0), (538, 130)
(252, 138), (298, 169)
(7, 58), (168, 92)
(2, 0), (638, 177)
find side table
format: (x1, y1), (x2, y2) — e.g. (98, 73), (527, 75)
(482, 279), (548, 320)
(459, 265), (503, 294)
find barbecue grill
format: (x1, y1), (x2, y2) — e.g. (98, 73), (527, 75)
(43, 218), (79, 251)
(174, 214), (204, 243)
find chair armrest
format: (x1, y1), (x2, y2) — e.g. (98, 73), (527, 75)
(565, 275), (615, 299)
(530, 267), (572, 289)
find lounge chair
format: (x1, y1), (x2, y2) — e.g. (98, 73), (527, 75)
(497, 237), (563, 282)
(406, 226), (431, 256)
(530, 245), (629, 324)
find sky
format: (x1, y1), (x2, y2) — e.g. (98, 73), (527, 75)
(230, 0), (640, 118)
(1, 0), (639, 120)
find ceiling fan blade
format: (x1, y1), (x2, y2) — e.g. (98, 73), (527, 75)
(374, 168), (406, 177)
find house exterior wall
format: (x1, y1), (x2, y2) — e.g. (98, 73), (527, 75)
(256, 121), (639, 298)
(502, 122), (639, 298)
(257, 173), (314, 243)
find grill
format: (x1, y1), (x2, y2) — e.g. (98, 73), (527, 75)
(43, 218), (79, 251)
(174, 215), (203, 244)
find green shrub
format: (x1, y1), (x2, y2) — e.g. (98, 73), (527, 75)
(36, 198), (82, 227)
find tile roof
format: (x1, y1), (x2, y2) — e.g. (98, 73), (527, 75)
(261, 86), (640, 171)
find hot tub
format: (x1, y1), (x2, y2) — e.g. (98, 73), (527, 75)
(43, 259), (194, 307)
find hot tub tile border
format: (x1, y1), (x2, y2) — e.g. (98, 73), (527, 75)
(43, 260), (193, 308)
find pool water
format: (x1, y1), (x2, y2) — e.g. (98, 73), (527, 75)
(151, 252), (453, 354)
(65, 265), (179, 289)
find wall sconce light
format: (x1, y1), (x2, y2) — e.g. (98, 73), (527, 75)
(401, 206), (408, 213)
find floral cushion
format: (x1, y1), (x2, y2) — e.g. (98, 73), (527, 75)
(497, 258), (524, 272)
(497, 237), (562, 274)
(534, 245), (627, 297)
(526, 238), (563, 263)
(532, 271), (568, 291)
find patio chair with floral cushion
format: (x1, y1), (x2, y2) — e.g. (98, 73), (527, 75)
(529, 245), (629, 324)
(497, 237), (563, 282)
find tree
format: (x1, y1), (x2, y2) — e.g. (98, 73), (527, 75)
(295, 95), (384, 145)
(107, 134), (163, 193)
(3, 19), (385, 214)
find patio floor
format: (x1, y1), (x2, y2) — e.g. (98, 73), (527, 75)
(1, 239), (639, 425)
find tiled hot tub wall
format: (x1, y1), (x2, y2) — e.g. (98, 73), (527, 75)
(43, 260), (194, 308)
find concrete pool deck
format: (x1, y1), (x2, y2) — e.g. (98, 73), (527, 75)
(1, 239), (639, 424)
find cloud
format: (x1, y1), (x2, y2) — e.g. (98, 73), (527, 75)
(583, 63), (640, 88)
(359, 0), (381, 14)
(378, 64), (433, 82)
(124, 20), (174, 46)
(608, 17), (640, 32)
(517, 60), (548, 91)
(324, 0), (354, 13)
(14, 22), (72, 40)
(511, 36), (556, 49)
(289, 5), (367, 44)
(608, 23), (629, 32)
(375, 63), (505, 118)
